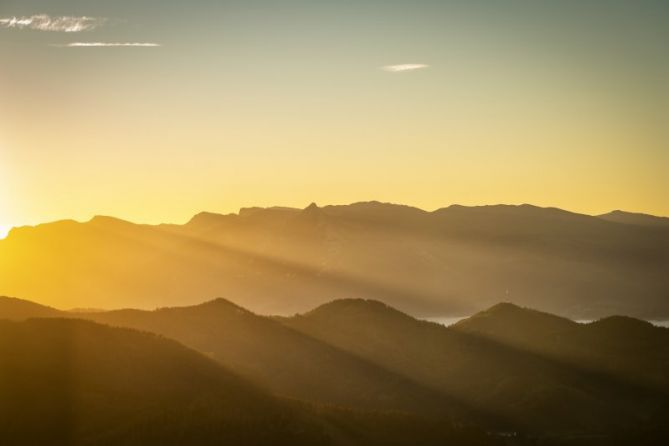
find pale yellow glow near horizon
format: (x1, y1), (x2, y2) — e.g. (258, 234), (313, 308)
(0, 145), (15, 237)
(2, 83), (666, 230)
(1, 1), (667, 228)
(0, 225), (11, 240)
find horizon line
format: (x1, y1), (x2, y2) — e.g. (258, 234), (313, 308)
(2, 201), (666, 234)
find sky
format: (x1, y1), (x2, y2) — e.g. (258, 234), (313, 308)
(1, 0), (667, 236)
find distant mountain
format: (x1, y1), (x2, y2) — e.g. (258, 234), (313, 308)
(1, 202), (667, 319)
(0, 316), (504, 446)
(598, 210), (669, 228)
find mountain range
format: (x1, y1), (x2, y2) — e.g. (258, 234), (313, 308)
(1, 202), (667, 319)
(1, 313), (500, 446)
(2, 295), (668, 444)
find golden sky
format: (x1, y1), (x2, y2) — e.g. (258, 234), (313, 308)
(1, 0), (667, 233)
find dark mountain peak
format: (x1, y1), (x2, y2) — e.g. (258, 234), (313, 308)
(195, 297), (249, 312)
(239, 206), (299, 213)
(188, 211), (227, 222)
(485, 301), (524, 314)
(186, 211), (234, 230)
(237, 207), (300, 221)
(598, 210), (669, 228)
(143, 298), (254, 317)
(435, 203), (574, 218)
(588, 315), (655, 332)
(3, 219), (78, 239)
(439, 203), (518, 211)
(313, 297), (389, 310)
(93, 298), (252, 319)
(0, 296), (62, 321)
(89, 215), (133, 226)
(299, 202), (324, 223)
(466, 301), (569, 321)
(239, 207), (263, 216)
(318, 202), (428, 231)
(239, 206), (273, 216)
(305, 298), (411, 322)
(326, 201), (427, 216)
(348, 200), (420, 210)
(604, 210), (632, 217)
(457, 301), (540, 323)
(455, 302), (577, 337)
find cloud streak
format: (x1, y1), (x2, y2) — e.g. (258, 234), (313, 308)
(381, 64), (430, 72)
(52, 42), (161, 48)
(0, 15), (105, 32)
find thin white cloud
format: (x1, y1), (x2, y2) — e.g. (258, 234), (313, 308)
(52, 42), (161, 48)
(381, 64), (430, 73)
(0, 15), (105, 32)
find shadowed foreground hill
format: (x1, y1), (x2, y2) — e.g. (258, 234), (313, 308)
(0, 318), (324, 446)
(0, 296), (62, 320)
(598, 210), (669, 228)
(454, 303), (669, 392)
(2, 296), (668, 441)
(284, 299), (669, 435)
(79, 298), (454, 415)
(0, 317), (500, 446)
(0, 202), (667, 319)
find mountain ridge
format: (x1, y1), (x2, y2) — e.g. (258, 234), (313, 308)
(1, 201), (667, 318)
(3, 315), (506, 446)
(2, 295), (669, 437)
(598, 210), (669, 228)
(7, 202), (668, 233)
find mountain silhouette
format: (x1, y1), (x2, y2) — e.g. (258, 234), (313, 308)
(456, 303), (669, 392)
(1, 202), (666, 319)
(0, 315), (506, 446)
(77, 298), (453, 415)
(598, 210), (669, 228)
(0, 318), (325, 445)
(285, 298), (669, 434)
(0, 296), (62, 320)
(2, 295), (668, 440)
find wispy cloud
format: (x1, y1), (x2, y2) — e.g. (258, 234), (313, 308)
(52, 42), (161, 48)
(381, 64), (430, 73)
(0, 15), (105, 32)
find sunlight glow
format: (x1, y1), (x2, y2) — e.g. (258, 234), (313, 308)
(0, 225), (11, 240)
